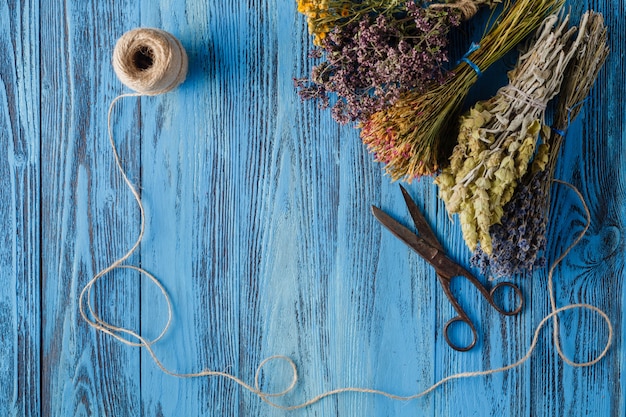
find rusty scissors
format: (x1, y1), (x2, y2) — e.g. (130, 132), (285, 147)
(371, 185), (523, 351)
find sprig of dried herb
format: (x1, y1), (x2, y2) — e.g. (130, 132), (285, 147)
(435, 13), (582, 254)
(360, 0), (565, 180)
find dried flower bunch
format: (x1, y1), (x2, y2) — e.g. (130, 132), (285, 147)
(361, 0), (565, 179)
(550, 11), (609, 165)
(295, 2), (461, 125)
(297, 0), (405, 46)
(435, 14), (583, 254)
(470, 169), (550, 277)
(470, 11), (609, 278)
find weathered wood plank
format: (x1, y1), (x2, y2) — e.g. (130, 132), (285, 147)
(137, 2), (245, 416)
(40, 1), (141, 416)
(0, 1), (40, 416)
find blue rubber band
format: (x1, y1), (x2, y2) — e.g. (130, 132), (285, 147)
(460, 42), (482, 77)
(567, 97), (589, 127)
(551, 97), (590, 137)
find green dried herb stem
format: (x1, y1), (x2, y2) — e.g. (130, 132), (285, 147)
(361, 0), (565, 181)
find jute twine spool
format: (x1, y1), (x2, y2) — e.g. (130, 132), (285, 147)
(112, 27), (188, 95)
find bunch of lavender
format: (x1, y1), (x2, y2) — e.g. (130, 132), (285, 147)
(295, 4), (460, 124)
(471, 169), (549, 278)
(471, 11), (609, 278)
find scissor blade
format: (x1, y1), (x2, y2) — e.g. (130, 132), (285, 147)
(399, 185), (444, 252)
(371, 205), (439, 262)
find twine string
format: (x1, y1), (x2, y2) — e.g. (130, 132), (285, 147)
(500, 85), (549, 111)
(428, 0), (480, 21)
(112, 28), (188, 95)
(81, 28), (613, 411)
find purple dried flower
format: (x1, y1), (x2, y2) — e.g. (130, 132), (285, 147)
(471, 171), (549, 278)
(296, 6), (459, 124)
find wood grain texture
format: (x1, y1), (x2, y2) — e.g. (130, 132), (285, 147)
(40, 1), (141, 416)
(0, 1), (40, 416)
(0, 0), (624, 416)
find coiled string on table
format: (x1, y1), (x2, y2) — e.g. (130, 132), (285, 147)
(112, 27), (187, 95)
(79, 27), (613, 411)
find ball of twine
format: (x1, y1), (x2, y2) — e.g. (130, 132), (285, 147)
(112, 27), (188, 95)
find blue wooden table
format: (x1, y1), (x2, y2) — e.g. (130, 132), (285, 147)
(1, 1), (624, 416)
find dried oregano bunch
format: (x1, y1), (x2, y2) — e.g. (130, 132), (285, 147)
(295, 0), (505, 125)
(295, 4), (460, 124)
(360, 0), (565, 179)
(435, 13), (584, 254)
(470, 11), (609, 277)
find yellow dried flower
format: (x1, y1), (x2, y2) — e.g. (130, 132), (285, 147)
(296, 0), (405, 47)
(531, 142), (550, 173)
(460, 204), (478, 250)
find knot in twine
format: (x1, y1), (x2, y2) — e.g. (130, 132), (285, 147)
(429, 0), (479, 21)
(112, 27), (188, 95)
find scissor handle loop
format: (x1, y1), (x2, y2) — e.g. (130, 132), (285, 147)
(444, 316), (478, 352)
(488, 282), (524, 316)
